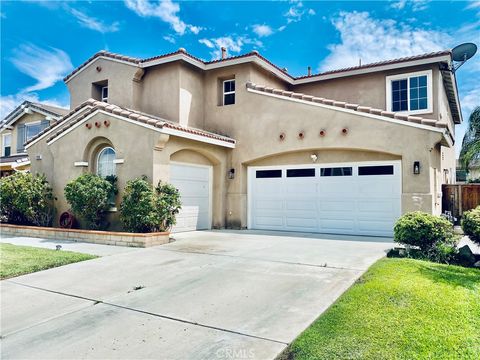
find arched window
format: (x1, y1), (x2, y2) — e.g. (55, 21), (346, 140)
(96, 147), (116, 177)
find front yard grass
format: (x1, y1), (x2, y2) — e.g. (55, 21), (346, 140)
(0, 243), (97, 279)
(284, 258), (480, 360)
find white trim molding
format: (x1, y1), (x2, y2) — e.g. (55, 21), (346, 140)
(74, 161), (89, 167)
(386, 70), (433, 115)
(113, 159), (124, 164)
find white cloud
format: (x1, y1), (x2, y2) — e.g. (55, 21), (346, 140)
(1, 93), (68, 120)
(163, 35), (176, 43)
(199, 39), (214, 48)
(284, 0), (315, 24)
(124, 0), (202, 35)
(252, 24), (273, 37)
(68, 8), (120, 33)
(461, 87), (480, 115)
(199, 36), (262, 59)
(10, 43), (73, 92)
(390, 0), (430, 12)
(319, 11), (449, 71)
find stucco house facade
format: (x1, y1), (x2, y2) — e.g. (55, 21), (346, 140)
(23, 48), (461, 236)
(0, 101), (69, 176)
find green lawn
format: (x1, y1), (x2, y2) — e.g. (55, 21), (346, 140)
(284, 258), (480, 360)
(0, 243), (97, 279)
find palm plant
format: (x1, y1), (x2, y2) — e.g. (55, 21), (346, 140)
(459, 106), (480, 171)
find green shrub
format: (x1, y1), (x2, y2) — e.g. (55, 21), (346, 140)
(155, 181), (182, 231)
(120, 177), (181, 233)
(0, 172), (54, 226)
(462, 206), (480, 245)
(394, 211), (455, 252)
(64, 174), (113, 230)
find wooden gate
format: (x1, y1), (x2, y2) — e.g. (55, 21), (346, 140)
(442, 184), (480, 221)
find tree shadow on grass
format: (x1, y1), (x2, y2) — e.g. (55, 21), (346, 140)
(417, 262), (480, 290)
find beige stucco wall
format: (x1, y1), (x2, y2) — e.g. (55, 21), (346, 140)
(293, 65), (455, 129)
(67, 58), (139, 109)
(28, 112), (230, 229)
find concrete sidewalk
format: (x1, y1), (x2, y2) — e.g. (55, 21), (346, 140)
(1, 230), (392, 359)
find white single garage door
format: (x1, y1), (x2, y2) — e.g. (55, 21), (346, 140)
(248, 161), (401, 237)
(170, 163), (212, 233)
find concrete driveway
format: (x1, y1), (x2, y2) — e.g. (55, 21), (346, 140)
(1, 230), (392, 360)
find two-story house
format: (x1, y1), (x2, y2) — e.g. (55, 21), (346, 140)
(0, 101), (69, 176)
(24, 48), (462, 236)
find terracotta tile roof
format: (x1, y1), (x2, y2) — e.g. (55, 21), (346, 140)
(64, 51), (142, 82)
(64, 48), (451, 83)
(246, 82), (446, 129)
(26, 99), (236, 147)
(296, 50), (452, 79)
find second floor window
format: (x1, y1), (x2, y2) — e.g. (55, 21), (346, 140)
(2, 133), (11, 157)
(101, 86), (108, 102)
(25, 122), (43, 142)
(386, 70), (432, 114)
(223, 79), (235, 105)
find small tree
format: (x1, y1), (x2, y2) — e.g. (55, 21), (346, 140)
(120, 177), (181, 233)
(0, 172), (54, 226)
(64, 174), (112, 230)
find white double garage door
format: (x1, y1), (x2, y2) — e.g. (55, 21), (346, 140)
(171, 161), (402, 237)
(248, 161), (402, 237)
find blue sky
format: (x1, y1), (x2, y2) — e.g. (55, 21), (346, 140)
(1, 0), (479, 155)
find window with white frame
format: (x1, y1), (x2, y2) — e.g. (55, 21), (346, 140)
(386, 70), (432, 114)
(223, 79), (235, 105)
(101, 86), (108, 102)
(2, 133), (11, 156)
(96, 147), (116, 177)
(25, 122), (43, 142)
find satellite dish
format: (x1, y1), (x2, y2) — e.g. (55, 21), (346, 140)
(451, 43), (477, 72)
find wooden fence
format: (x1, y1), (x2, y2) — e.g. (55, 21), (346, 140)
(442, 184), (480, 221)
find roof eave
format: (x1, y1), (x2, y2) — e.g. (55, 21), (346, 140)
(293, 54), (452, 84)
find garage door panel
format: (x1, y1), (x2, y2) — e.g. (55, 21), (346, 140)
(249, 162), (401, 237)
(357, 220), (395, 234)
(171, 165), (209, 181)
(285, 217), (317, 229)
(254, 216), (284, 227)
(318, 199), (353, 212)
(254, 199), (284, 211)
(171, 164), (211, 233)
(253, 182), (283, 194)
(285, 200), (316, 211)
(320, 219), (355, 232)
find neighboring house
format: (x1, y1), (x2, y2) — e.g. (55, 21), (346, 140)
(0, 101), (69, 176)
(456, 159), (480, 182)
(25, 48), (462, 236)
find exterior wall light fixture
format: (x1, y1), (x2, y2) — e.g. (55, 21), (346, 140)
(413, 161), (420, 175)
(228, 168), (235, 179)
